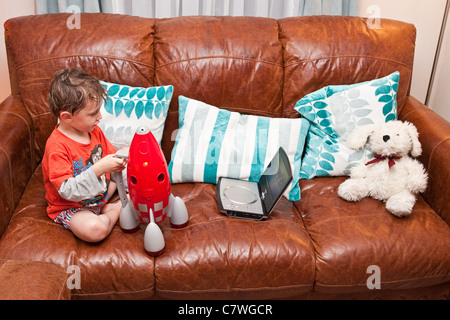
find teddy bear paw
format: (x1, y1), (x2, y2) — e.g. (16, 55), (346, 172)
(338, 179), (367, 202)
(385, 191), (416, 217)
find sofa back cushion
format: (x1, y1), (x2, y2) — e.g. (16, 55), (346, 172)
(4, 14), (416, 161)
(154, 16), (284, 159)
(280, 16), (416, 118)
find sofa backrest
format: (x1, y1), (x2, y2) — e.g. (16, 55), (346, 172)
(4, 14), (416, 161)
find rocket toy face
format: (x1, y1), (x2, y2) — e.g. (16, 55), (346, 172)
(127, 126), (171, 225)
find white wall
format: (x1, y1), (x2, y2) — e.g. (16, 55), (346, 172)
(0, 0), (35, 102)
(428, 6), (450, 121)
(359, 0), (447, 107)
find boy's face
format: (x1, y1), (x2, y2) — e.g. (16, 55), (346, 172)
(63, 99), (102, 133)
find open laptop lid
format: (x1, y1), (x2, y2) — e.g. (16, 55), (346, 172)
(258, 147), (293, 215)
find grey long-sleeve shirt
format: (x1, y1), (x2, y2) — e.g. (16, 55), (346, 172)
(58, 167), (108, 203)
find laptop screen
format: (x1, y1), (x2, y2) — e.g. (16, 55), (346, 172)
(258, 148), (293, 214)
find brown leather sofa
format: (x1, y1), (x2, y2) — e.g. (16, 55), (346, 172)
(0, 13), (449, 300)
(0, 259), (71, 300)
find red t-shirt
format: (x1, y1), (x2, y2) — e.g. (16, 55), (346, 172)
(42, 125), (117, 220)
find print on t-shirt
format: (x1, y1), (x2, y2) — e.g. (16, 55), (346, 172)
(75, 144), (110, 207)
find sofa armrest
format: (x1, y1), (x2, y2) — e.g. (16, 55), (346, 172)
(399, 96), (450, 225)
(0, 95), (35, 237)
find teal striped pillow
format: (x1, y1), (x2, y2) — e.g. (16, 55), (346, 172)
(169, 96), (310, 201)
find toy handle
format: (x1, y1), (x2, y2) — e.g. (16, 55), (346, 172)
(114, 149), (129, 160)
(111, 150), (130, 208)
(111, 172), (128, 208)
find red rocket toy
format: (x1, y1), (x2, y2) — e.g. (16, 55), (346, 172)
(112, 126), (189, 256)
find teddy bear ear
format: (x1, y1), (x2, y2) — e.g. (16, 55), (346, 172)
(404, 121), (422, 157)
(344, 124), (376, 150)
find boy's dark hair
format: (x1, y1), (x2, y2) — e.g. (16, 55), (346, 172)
(48, 68), (107, 117)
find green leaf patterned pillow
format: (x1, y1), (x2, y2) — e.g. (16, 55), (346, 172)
(294, 72), (399, 179)
(98, 81), (174, 149)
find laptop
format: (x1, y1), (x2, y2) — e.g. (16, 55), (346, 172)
(217, 147), (293, 220)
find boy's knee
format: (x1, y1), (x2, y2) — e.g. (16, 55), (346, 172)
(85, 219), (109, 243)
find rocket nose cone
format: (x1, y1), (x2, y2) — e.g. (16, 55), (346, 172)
(137, 126), (150, 135)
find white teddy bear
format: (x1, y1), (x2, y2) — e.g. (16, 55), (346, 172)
(338, 120), (428, 217)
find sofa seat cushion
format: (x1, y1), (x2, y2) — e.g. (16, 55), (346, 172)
(154, 183), (316, 299)
(298, 177), (450, 295)
(0, 165), (156, 300)
(0, 259), (71, 300)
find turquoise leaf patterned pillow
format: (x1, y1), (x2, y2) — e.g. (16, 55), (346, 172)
(98, 81), (174, 149)
(169, 96), (310, 201)
(294, 72), (399, 179)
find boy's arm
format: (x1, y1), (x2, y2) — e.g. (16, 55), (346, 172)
(58, 154), (126, 202)
(58, 167), (108, 202)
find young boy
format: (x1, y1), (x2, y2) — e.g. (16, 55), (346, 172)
(42, 68), (127, 243)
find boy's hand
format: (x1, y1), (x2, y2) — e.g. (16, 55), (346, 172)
(92, 154), (127, 178)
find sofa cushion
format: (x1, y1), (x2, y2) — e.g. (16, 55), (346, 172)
(280, 16), (415, 117)
(0, 165), (156, 300)
(154, 183), (316, 299)
(295, 72), (399, 179)
(299, 177), (450, 294)
(99, 81), (174, 149)
(154, 16), (284, 160)
(169, 96), (310, 201)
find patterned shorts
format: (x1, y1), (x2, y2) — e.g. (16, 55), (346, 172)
(53, 206), (102, 230)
